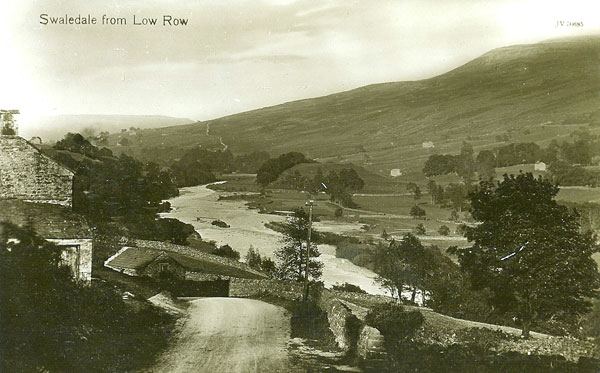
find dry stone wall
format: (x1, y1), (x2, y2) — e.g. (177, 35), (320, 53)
(0, 136), (73, 206)
(229, 278), (303, 300)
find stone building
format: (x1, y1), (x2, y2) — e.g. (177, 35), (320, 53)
(105, 239), (266, 296)
(0, 111), (92, 281)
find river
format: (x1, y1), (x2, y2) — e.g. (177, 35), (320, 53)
(161, 184), (390, 296)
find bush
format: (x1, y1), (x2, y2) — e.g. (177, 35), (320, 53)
(365, 303), (425, 370)
(438, 225), (450, 236)
(334, 207), (344, 217)
(331, 282), (367, 293)
(414, 223), (426, 235)
(0, 222), (175, 372)
(211, 244), (241, 260)
(410, 205), (426, 219)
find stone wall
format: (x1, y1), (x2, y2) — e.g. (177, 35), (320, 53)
(228, 280), (388, 358)
(229, 278), (303, 300)
(317, 290), (362, 351)
(356, 326), (386, 359)
(0, 136), (73, 206)
(330, 290), (393, 308)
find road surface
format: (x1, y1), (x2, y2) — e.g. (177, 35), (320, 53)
(149, 298), (294, 373)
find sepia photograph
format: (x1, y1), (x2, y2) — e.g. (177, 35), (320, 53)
(1, 1), (600, 372)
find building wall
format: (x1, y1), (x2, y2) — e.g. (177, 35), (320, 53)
(142, 256), (187, 280)
(0, 136), (73, 206)
(48, 239), (93, 282)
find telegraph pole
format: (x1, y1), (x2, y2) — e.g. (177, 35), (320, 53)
(303, 200), (314, 302)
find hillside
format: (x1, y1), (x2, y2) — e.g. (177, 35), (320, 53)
(112, 36), (600, 176)
(23, 114), (194, 142)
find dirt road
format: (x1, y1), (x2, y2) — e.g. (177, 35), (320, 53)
(149, 298), (294, 373)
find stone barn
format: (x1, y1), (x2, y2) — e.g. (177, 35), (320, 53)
(0, 111), (92, 281)
(105, 239), (267, 296)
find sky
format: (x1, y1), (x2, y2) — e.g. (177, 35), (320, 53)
(1, 0), (599, 135)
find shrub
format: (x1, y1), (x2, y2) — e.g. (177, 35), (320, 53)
(414, 223), (426, 235)
(331, 282), (367, 293)
(365, 303), (424, 370)
(438, 225), (450, 236)
(0, 222), (175, 372)
(334, 207), (344, 217)
(211, 244), (241, 260)
(410, 205), (426, 219)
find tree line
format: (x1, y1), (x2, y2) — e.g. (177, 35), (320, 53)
(373, 173), (600, 339)
(51, 133), (194, 245)
(423, 135), (600, 186)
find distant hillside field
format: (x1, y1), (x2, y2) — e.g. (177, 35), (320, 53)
(110, 36), (600, 176)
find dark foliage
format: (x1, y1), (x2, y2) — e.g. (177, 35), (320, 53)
(48, 134), (189, 244)
(256, 152), (312, 187)
(0, 222), (174, 372)
(374, 234), (434, 302)
(457, 173), (600, 338)
(274, 208), (323, 281)
(211, 244), (241, 260)
(549, 161), (598, 187)
(331, 282), (367, 293)
(54, 132), (114, 159)
(410, 205), (426, 219)
(245, 246), (277, 277)
(365, 303), (424, 370)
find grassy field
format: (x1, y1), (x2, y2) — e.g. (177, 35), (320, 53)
(211, 174), (469, 252)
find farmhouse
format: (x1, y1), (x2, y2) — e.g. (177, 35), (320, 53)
(0, 111), (92, 281)
(390, 168), (403, 177)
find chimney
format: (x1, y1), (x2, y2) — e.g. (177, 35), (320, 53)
(0, 110), (19, 136)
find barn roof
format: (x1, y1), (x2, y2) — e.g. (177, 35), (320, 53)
(105, 247), (162, 270)
(0, 200), (91, 238)
(105, 243), (266, 279)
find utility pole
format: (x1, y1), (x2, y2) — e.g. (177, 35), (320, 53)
(303, 200), (314, 302)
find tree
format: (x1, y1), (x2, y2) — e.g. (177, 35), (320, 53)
(256, 152), (311, 187)
(406, 183), (421, 201)
(0, 222), (173, 372)
(410, 205), (426, 219)
(374, 234), (432, 302)
(274, 208), (323, 281)
(438, 225), (450, 236)
(245, 246), (262, 269)
(423, 154), (456, 176)
(449, 209), (460, 221)
(456, 142), (476, 184)
(212, 244), (241, 260)
(445, 183), (467, 211)
(426, 180), (437, 203)
(414, 223), (426, 235)
(456, 173), (600, 338)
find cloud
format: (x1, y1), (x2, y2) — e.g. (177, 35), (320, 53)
(3, 0), (598, 132)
